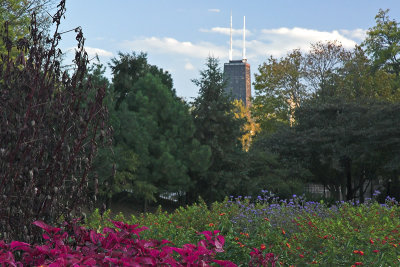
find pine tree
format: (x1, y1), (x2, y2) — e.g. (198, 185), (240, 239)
(190, 57), (247, 203)
(104, 53), (210, 210)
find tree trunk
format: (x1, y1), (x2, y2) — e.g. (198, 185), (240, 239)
(345, 159), (353, 201)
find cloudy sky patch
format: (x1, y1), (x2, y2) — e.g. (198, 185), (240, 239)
(122, 37), (226, 59)
(200, 27), (252, 36)
(84, 47), (113, 58)
(59, 1), (398, 99)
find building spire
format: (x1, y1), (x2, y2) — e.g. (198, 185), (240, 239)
(229, 10), (232, 61)
(242, 16), (246, 61)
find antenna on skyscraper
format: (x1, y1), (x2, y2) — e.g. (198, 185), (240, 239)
(229, 10), (233, 61)
(242, 16), (246, 61)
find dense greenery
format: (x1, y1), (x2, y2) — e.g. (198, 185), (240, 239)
(189, 58), (247, 203)
(84, 194), (400, 266)
(250, 9), (400, 201)
(95, 53), (211, 210)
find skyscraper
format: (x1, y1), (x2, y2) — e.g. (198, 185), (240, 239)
(224, 15), (251, 107)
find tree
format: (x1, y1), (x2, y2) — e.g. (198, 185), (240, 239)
(304, 40), (351, 96)
(232, 99), (259, 151)
(110, 52), (173, 110)
(190, 57), (247, 203)
(107, 53), (210, 210)
(270, 97), (400, 202)
(363, 9), (400, 76)
(83, 63), (119, 206)
(253, 49), (307, 132)
(335, 46), (398, 101)
(0, 1), (109, 242)
(247, 129), (311, 199)
(0, 0), (55, 57)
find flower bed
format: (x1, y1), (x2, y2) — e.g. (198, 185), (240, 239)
(2, 193), (400, 266)
(85, 193), (400, 266)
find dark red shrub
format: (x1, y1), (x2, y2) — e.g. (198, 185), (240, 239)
(0, 220), (237, 266)
(0, 0), (110, 243)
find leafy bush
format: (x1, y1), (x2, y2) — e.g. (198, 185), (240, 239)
(0, 0), (109, 243)
(0, 220), (236, 266)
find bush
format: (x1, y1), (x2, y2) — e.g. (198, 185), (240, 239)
(0, 0), (109, 242)
(0, 220), (237, 266)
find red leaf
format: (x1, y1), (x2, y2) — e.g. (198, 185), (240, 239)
(83, 257), (97, 265)
(213, 259), (238, 267)
(10, 241), (31, 252)
(0, 251), (16, 266)
(33, 221), (61, 234)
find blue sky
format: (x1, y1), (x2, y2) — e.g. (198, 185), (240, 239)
(57, 0), (400, 101)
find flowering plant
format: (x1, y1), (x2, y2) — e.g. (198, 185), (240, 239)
(0, 220), (236, 266)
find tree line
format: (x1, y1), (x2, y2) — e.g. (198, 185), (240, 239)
(251, 9), (400, 202)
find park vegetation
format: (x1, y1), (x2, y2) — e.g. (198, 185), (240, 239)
(1, 0), (400, 265)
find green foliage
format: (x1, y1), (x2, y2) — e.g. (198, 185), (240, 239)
(271, 97), (400, 201)
(100, 53), (210, 207)
(363, 9), (400, 76)
(84, 196), (400, 266)
(335, 46), (398, 101)
(110, 52), (173, 110)
(190, 57), (247, 203)
(251, 15), (400, 202)
(0, 0), (55, 58)
(253, 49), (306, 132)
(247, 132), (310, 199)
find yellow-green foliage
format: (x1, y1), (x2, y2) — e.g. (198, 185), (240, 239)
(84, 197), (400, 266)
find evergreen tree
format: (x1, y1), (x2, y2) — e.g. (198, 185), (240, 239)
(110, 52), (173, 109)
(106, 53), (210, 209)
(190, 57), (247, 203)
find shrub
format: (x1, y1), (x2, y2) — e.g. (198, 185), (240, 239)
(0, 0), (110, 242)
(0, 220), (236, 266)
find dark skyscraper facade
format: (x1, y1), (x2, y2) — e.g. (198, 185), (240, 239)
(224, 59), (251, 107)
(223, 14), (251, 107)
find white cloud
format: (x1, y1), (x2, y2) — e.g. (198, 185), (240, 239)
(122, 37), (227, 59)
(83, 46), (113, 57)
(208, 9), (220, 13)
(200, 27), (252, 36)
(121, 27), (363, 63)
(339, 29), (367, 41)
(255, 27), (359, 57)
(184, 62), (195, 70)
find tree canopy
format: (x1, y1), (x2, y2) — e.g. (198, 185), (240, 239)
(96, 53), (210, 209)
(0, 0), (55, 57)
(190, 57), (247, 203)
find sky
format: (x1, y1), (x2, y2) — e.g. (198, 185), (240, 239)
(56, 0), (400, 102)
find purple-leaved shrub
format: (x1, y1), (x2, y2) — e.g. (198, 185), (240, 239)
(0, 0), (110, 243)
(0, 220), (237, 266)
